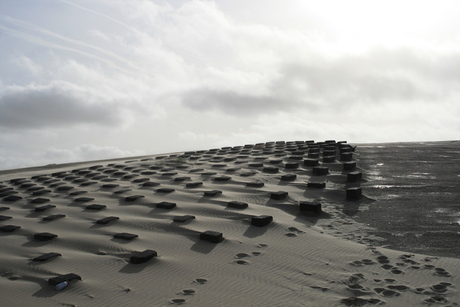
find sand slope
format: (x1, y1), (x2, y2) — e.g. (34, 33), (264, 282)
(0, 141), (458, 306)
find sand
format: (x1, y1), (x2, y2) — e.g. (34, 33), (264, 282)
(0, 140), (459, 307)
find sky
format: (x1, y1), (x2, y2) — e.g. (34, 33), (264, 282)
(1, 0), (459, 170)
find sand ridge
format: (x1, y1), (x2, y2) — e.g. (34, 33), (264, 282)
(0, 140), (459, 306)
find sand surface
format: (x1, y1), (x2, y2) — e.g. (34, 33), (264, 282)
(0, 141), (459, 306)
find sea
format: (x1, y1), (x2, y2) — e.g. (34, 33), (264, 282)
(353, 141), (460, 259)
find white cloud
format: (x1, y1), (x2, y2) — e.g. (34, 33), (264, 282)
(42, 144), (144, 162)
(10, 56), (42, 75)
(0, 0), (459, 170)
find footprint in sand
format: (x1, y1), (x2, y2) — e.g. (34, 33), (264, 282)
(427, 282), (452, 295)
(233, 253), (251, 265)
(233, 259), (250, 265)
(348, 273), (365, 284)
(349, 260), (363, 267)
(381, 264), (393, 270)
(256, 243), (268, 248)
(423, 296), (448, 304)
(251, 251), (261, 256)
(430, 284), (448, 293)
(376, 255), (390, 264)
(434, 267), (451, 277)
(341, 297), (385, 306)
(350, 259), (375, 267)
(179, 289), (196, 295)
(390, 268), (404, 275)
(235, 253), (251, 259)
(346, 283), (372, 295)
(193, 278), (208, 284)
(399, 254), (414, 258)
(374, 288), (401, 297)
(369, 247), (382, 255)
(387, 285), (410, 291)
(169, 298), (186, 304)
(310, 285), (329, 292)
(284, 227), (305, 238)
(361, 259), (375, 265)
(398, 254), (419, 265)
(288, 227), (305, 234)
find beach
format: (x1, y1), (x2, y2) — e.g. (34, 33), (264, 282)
(0, 140), (459, 306)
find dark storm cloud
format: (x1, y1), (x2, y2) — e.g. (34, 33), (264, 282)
(0, 87), (122, 129)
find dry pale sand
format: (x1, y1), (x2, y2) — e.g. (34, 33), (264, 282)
(0, 140), (458, 307)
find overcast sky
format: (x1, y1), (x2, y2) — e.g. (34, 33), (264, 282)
(1, 0), (459, 170)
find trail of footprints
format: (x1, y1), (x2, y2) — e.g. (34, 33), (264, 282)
(169, 278), (207, 305)
(233, 250), (263, 265)
(232, 243), (267, 266)
(167, 245), (457, 305)
(284, 226), (305, 237)
(168, 245), (268, 304)
(343, 250), (456, 305)
(1, 140), (457, 305)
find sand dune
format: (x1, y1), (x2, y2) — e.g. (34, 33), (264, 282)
(0, 140), (458, 306)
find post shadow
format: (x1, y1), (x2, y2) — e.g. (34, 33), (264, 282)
(243, 225), (270, 238)
(190, 239), (220, 254)
(119, 259), (158, 274)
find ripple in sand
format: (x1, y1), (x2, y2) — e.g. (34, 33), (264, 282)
(30, 197), (50, 204)
(0, 215), (12, 221)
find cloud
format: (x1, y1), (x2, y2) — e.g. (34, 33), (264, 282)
(0, 83), (123, 129)
(181, 89), (288, 115)
(274, 51), (423, 106)
(181, 45), (460, 118)
(0, 0), (459, 171)
(42, 143), (144, 163)
(0, 143), (144, 170)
